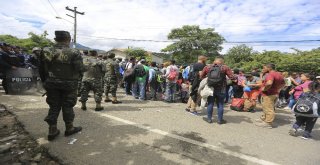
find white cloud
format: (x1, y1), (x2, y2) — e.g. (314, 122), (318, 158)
(0, 0), (319, 53)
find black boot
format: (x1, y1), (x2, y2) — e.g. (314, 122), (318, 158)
(111, 97), (122, 104)
(95, 102), (104, 111)
(65, 123), (82, 136)
(48, 125), (60, 141)
(81, 102), (87, 111)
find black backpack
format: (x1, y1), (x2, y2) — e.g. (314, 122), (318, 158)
(188, 64), (196, 83)
(293, 92), (320, 117)
(207, 64), (225, 87)
(134, 64), (146, 77)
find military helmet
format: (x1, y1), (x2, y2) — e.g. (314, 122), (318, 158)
(54, 30), (71, 42)
(32, 47), (41, 52)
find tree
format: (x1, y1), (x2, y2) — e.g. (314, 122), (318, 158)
(124, 47), (151, 62)
(223, 44), (320, 73)
(224, 44), (257, 69)
(162, 25), (225, 64)
(0, 31), (53, 53)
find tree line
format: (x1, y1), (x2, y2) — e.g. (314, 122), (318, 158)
(1, 26), (319, 73)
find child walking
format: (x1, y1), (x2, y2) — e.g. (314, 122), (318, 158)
(289, 81), (320, 139)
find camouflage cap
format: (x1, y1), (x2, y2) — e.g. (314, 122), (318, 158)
(54, 31), (71, 41)
(89, 50), (98, 56)
(107, 53), (115, 58)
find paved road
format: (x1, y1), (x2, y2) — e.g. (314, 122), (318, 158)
(1, 90), (319, 165)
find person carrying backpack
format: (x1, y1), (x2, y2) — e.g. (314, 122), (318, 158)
(123, 57), (136, 95)
(148, 62), (160, 101)
(164, 60), (179, 103)
(289, 81), (319, 139)
(200, 56), (235, 124)
(185, 55), (207, 115)
(132, 59), (149, 100)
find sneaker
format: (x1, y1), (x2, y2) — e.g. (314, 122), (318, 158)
(283, 106), (291, 110)
(189, 111), (199, 116)
(217, 119), (227, 125)
(202, 117), (213, 124)
(301, 132), (312, 140)
(254, 118), (264, 123)
(254, 122), (273, 129)
(289, 128), (298, 137)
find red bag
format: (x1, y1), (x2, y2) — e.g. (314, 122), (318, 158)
(230, 98), (245, 111)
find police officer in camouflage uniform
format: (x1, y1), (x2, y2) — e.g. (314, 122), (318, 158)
(79, 50), (105, 111)
(104, 53), (122, 104)
(39, 31), (85, 141)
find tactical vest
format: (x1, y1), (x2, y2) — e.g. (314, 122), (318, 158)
(105, 59), (116, 76)
(44, 47), (80, 81)
(82, 56), (103, 79)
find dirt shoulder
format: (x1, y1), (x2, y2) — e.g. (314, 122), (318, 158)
(0, 104), (61, 165)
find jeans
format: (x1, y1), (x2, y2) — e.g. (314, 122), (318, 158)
(206, 91), (225, 122)
(133, 81), (146, 100)
(150, 80), (159, 99)
(225, 85), (231, 103)
(288, 95), (296, 109)
(125, 81), (132, 94)
(165, 82), (176, 101)
(293, 116), (318, 133)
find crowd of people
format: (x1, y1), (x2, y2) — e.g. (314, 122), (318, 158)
(121, 55), (320, 139)
(0, 42), (42, 93)
(1, 31), (320, 141)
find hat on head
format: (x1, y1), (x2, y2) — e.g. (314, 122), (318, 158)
(32, 47), (41, 52)
(140, 59), (146, 62)
(54, 31), (71, 41)
(107, 53), (115, 58)
(316, 76), (320, 79)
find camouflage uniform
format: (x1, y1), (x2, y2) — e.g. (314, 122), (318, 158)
(103, 53), (121, 103)
(79, 55), (105, 105)
(77, 50), (88, 96)
(39, 31), (85, 140)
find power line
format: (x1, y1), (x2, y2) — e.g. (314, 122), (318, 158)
(77, 34), (320, 44)
(47, 0), (61, 17)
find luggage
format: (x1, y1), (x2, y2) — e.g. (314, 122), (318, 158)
(243, 99), (255, 112)
(230, 98), (245, 111)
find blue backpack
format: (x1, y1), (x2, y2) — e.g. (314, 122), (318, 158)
(182, 66), (190, 80)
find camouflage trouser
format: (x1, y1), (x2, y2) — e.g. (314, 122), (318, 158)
(104, 76), (118, 97)
(79, 79), (103, 103)
(77, 76), (83, 94)
(44, 88), (77, 125)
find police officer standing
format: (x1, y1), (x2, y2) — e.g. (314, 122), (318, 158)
(104, 53), (122, 104)
(79, 50), (105, 111)
(40, 31), (85, 141)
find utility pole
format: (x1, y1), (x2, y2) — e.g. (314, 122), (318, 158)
(65, 6), (85, 46)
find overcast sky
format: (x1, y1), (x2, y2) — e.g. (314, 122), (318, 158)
(1, 0), (319, 53)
